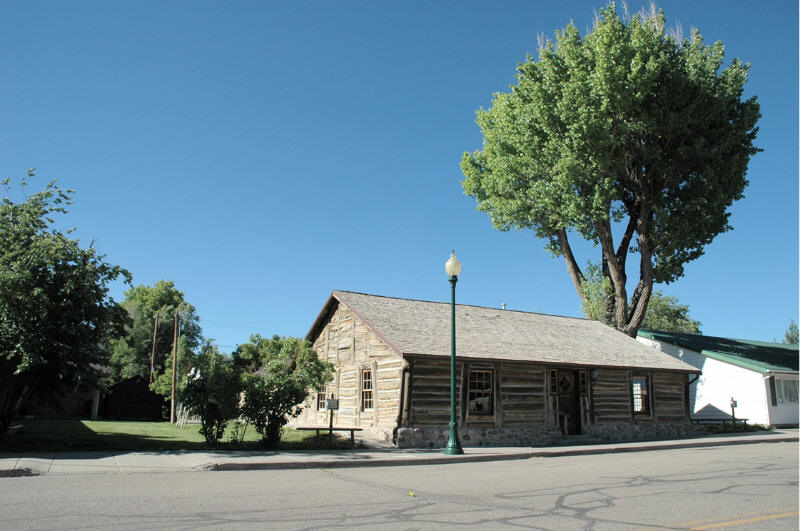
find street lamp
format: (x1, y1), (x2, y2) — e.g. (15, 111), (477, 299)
(445, 251), (464, 455)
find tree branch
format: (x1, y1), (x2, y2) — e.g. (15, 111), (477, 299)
(616, 204), (638, 270)
(557, 229), (586, 306)
(595, 220), (628, 329)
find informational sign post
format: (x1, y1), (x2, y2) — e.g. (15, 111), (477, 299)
(326, 395), (338, 446)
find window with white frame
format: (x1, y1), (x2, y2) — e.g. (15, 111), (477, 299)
(361, 369), (374, 410)
(632, 375), (650, 415)
(316, 388), (327, 410)
(468, 369), (493, 416)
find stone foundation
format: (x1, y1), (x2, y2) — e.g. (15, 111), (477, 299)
(395, 422), (707, 448)
(584, 422), (707, 442)
(396, 426), (562, 448)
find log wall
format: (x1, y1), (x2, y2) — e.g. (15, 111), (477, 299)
(407, 358), (548, 428)
(591, 369), (688, 424)
(652, 372), (687, 422)
(294, 304), (403, 431)
(591, 369), (633, 423)
(408, 357), (459, 426)
(499, 364), (547, 427)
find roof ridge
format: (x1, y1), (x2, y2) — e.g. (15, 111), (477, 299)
(318, 290), (698, 373)
(333, 289), (591, 322)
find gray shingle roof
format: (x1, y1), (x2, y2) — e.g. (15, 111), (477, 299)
(309, 291), (698, 373)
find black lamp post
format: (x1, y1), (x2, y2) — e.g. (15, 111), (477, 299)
(444, 251), (464, 455)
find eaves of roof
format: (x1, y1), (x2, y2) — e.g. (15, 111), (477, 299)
(638, 329), (798, 373)
(701, 350), (797, 374)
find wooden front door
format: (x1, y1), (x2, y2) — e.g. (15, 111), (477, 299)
(556, 370), (581, 435)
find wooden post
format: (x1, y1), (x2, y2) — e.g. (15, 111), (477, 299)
(170, 310), (178, 424)
(149, 314), (159, 384)
(328, 406), (334, 448)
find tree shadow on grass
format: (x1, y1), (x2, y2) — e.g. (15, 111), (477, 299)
(0, 419), (361, 453)
(0, 419), (208, 452)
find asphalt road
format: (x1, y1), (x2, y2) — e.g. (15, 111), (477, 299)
(1, 442), (797, 530)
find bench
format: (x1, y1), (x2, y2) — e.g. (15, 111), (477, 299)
(295, 426), (364, 448)
(691, 417), (749, 430)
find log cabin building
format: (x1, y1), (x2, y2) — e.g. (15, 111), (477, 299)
(293, 291), (702, 447)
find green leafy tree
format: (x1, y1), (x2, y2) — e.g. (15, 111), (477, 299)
(108, 280), (202, 400)
(179, 341), (241, 447)
(581, 264), (700, 333)
(784, 320), (799, 345)
(462, 3), (760, 337)
(640, 291), (701, 334)
(236, 336), (333, 446)
(580, 263), (614, 326)
(0, 171), (130, 432)
(232, 333), (281, 373)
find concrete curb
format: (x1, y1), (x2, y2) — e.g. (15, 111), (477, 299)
(211, 451), (533, 471)
(524, 434), (798, 458)
(211, 433), (798, 471)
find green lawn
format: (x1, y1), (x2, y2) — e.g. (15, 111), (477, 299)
(0, 419), (359, 452)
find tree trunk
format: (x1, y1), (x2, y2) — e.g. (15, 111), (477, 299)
(557, 229), (586, 306)
(621, 204), (655, 337)
(595, 220), (629, 331)
(559, 206), (656, 338)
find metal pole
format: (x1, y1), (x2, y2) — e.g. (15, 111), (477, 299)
(329, 407), (334, 448)
(170, 309), (178, 424)
(149, 314), (159, 384)
(445, 275), (464, 455)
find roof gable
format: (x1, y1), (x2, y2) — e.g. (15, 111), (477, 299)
(638, 330), (799, 373)
(310, 291), (697, 373)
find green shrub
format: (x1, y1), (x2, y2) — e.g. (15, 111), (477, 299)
(180, 342), (241, 447)
(238, 337), (332, 447)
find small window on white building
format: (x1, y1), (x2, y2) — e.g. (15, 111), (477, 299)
(779, 379), (798, 403)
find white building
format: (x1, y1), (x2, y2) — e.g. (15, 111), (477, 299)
(637, 330), (798, 427)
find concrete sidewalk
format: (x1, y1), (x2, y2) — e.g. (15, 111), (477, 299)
(1, 428), (796, 477)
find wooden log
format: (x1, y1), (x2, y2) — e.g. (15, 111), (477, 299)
(501, 389), (546, 397)
(502, 411), (545, 421)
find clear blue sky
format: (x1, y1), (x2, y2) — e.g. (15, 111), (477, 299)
(2, 1), (797, 351)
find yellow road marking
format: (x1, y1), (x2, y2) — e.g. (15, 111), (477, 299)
(690, 510), (799, 530)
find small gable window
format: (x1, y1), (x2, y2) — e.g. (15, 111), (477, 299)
(361, 369), (374, 410)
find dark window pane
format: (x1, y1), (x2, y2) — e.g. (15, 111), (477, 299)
(468, 369), (493, 415)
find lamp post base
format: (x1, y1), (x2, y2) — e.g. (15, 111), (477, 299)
(444, 421), (464, 455)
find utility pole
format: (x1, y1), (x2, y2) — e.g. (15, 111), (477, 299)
(170, 309), (178, 424)
(149, 314), (159, 384)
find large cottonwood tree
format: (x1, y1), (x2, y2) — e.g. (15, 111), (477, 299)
(462, 3), (760, 336)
